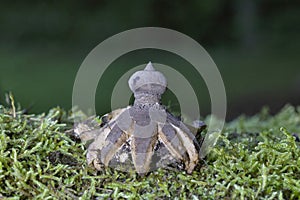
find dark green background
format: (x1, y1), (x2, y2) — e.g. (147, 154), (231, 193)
(0, 0), (299, 120)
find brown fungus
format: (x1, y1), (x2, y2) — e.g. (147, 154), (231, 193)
(77, 62), (206, 174)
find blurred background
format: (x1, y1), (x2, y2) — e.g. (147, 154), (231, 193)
(0, 0), (299, 120)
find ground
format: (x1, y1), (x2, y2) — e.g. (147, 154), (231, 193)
(0, 99), (300, 199)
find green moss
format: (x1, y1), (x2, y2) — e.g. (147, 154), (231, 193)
(0, 101), (300, 199)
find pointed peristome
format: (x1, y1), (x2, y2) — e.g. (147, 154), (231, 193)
(144, 61), (155, 71)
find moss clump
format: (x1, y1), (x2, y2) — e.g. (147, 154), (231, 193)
(0, 102), (300, 199)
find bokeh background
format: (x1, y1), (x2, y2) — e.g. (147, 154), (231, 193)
(0, 0), (299, 120)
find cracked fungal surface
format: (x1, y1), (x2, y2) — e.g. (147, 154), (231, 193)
(76, 62), (206, 175)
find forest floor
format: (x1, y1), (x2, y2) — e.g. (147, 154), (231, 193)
(0, 98), (300, 199)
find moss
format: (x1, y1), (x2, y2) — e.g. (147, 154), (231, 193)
(0, 101), (300, 199)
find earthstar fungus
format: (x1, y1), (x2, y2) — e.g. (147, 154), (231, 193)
(77, 62), (205, 174)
